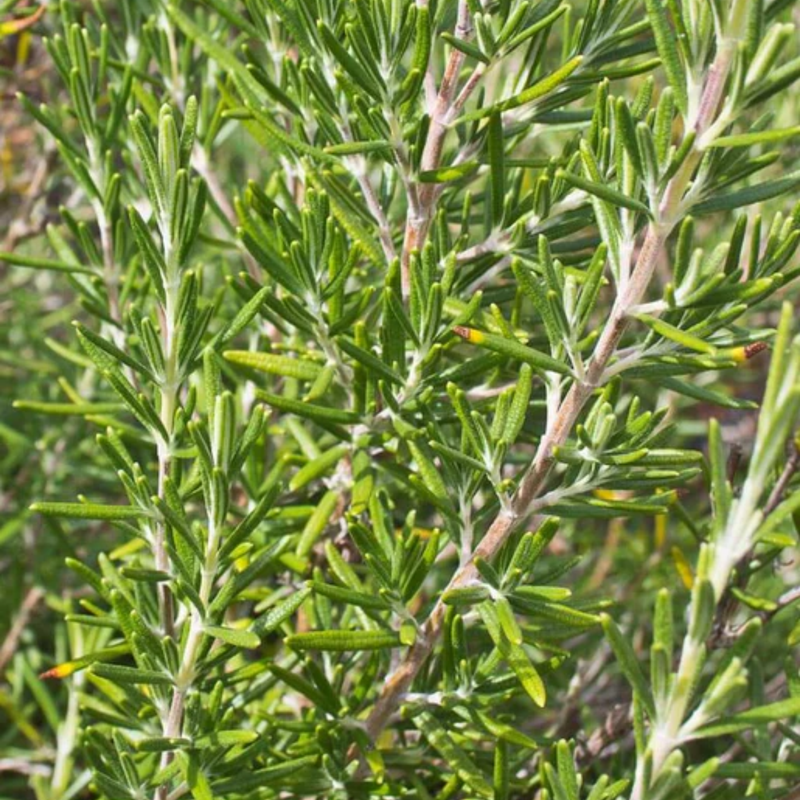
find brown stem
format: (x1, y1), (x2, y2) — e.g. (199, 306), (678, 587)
(359, 34), (736, 740)
(357, 167), (397, 265)
(0, 588), (44, 673)
(192, 144), (261, 281)
(765, 443), (800, 516)
(363, 0), (740, 773)
(400, 1), (474, 299)
(362, 225), (667, 741)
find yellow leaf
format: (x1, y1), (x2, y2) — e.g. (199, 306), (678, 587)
(654, 513), (667, 550)
(671, 546), (694, 589)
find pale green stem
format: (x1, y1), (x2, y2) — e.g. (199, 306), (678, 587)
(628, 26), (742, 800)
(154, 237), (186, 797)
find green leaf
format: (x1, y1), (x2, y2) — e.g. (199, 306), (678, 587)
(557, 168), (651, 217)
(285, 630), (401, 651)
(479, 602), (546, 707)
(183, 753), (214, 800)
(755, 487), (800, 542)
(205, 625), (261, 650)
(256, 390), (361, 426)
(290, 444), (350, 491)
(707, 417), (732, 525)
(251, 587), (311, 638)
(296, 489), (339, 557)
(209, 286), (270, 350)
(337, 336), (403, 384)
(308, 581), (391, 610)
(710, 126), (800, 148)
(211, 757), (320, 794)
(130, 111), (166, 223)
(548, 494), (672, 518)
(495, 595), (523, 645)
(442, 585), (492, 606)
(223, 350), (322, 381)
(12, 400), (124, 416)
(136, 737), (191, 753)
(488, 112), (505, 227)
(165, 6), (264, 105)
(324, 140), (393, 155)
(464, 56), (584, 120)
(407, 6), (432, 102)
(75, 322), (155, 380)
(441, 32), (491, 64)
(654, 376), (758, 410)
(714, 762), (800, 780)
(30, 502), (148, 521)
(192, 730), (259, 749)
(635, 313), (716, 354)
(418, 162), (480, 183)
(501, 363), (533, 444)
(104, 369), (168, 439)
(644, 0), (688, 114)
(307, 171), (384, 263)
(90, 663), (173, 685)
(169, 7), (330, 163)
(318, 22), (384, 99)
(413, 712), (493, 798)
(503, 639), (546, 707)
(601, 614), (655, 717)
(0, 251), (95, 274)
(408, 440), (450, 502)
(692, 696), (800, 738)
(453, 327), (572, 375)
(693, 170), (800, 214)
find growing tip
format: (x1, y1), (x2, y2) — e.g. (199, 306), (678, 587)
(729, 341), (769, 363)
(452, 326), (483, 343)
(39, 663), (75, 680)
(743, 341), (769, 360)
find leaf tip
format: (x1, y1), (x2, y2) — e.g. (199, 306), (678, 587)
(39, 663), (74, 680)
(453, 326), (482, 343)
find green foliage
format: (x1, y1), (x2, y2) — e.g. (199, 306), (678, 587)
(2, 1), (800, 799)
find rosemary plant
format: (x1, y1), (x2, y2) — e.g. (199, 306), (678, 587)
(3, 0), (800, 798)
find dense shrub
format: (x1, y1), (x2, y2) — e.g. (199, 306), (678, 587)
(2, 1), (800, 798)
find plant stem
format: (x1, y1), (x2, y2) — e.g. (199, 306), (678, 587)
(362, 20), (739, 749)
(362, 222), (666, 739)
(400, 0), (475, 300)
(332, 99), (397, 265)
(627, 33), (761, 790)
(155, 279), (180, 641)
(155, 500), (225, 798)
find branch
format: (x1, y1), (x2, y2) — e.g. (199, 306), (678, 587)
(0, 587), (44, 673)
(191, 143), (262, 281)
(400, 1), (476, 299)
(360, 26), (738, 750)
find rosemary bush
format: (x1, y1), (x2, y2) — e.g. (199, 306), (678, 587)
(3, 0), (800, 798)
